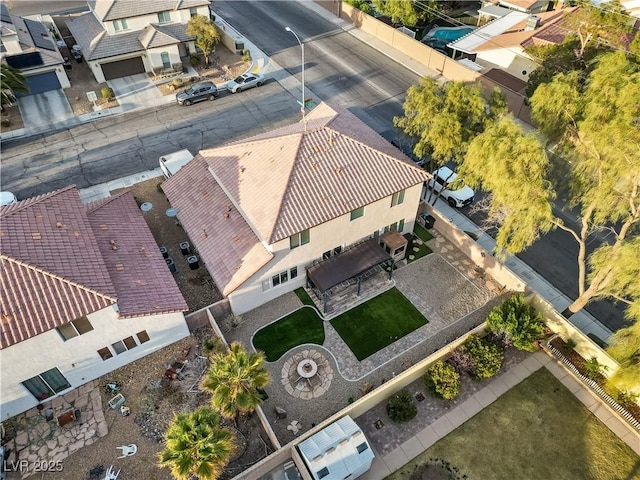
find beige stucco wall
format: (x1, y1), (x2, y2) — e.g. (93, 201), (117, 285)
(0, 308), (189, 420)
(476, 48), (537, 80)
(228, 183), (424, 315)
(102, 6), (209, 35)
(147, 45), (181, 70)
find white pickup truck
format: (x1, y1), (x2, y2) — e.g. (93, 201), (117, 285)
(425, 166), (475, 208)
(159, 149), (194, 179)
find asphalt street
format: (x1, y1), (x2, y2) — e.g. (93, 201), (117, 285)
(0, 1), (627, 333)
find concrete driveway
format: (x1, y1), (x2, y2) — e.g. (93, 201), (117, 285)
(17, 90), (75, 129)
(107, 74), (169, 112)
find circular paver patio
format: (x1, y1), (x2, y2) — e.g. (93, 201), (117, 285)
(281, 349), (333, 400)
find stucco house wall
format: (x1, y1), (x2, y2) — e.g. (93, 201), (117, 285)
(0, 309), (189, 420)
(228, 183), (422, 315)
(476, 47), (537, 80)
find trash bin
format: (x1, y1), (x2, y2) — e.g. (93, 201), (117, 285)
(159, 246), (168, 259)
(420, 213), (435, 230)
(165, 257), (177, 274)
(187, 255), (199, 270)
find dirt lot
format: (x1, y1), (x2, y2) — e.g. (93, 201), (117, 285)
(34, 327), (273, 480)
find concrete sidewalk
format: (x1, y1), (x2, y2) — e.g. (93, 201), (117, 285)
(360, 351), (640, 478)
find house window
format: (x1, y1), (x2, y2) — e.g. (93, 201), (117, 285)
(112, 340), (126, 355)
(350, 206), (365, 221)
(289, 229), (310, 249)
(22, 368), (70, 400)
(334, 246), (342, 255)
(123, 336), (137, 350)
(399, 218), (405, 232)
(160, 52), (171, 69)
(272, 270), (289, 287)
(57, 316), (93, 341)
(323, 250), (331, 260)
(98, 347), (113, 361)
(318, 467), (330, 479)
(356, 442), (369, 453)
(136, 330), (150, 344)
(189, 7), (198, 17)
(262, 279), (271, 292)
(113, 19), (128, 31)
(391, 189), (405, 207)
(157, 11), (171, 23)
(290, 266), (298, 279)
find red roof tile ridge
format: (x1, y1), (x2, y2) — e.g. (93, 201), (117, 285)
(85, 189), (132, 214)
(0, 253), (118, 301)
(0, 185), (77, 216)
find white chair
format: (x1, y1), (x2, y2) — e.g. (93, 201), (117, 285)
(116, 443), (137, 458)
(103, 465), (120, 480)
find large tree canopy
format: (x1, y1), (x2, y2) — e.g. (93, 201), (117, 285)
(460, 51), (639, 324)
(394, 78), (506, 164)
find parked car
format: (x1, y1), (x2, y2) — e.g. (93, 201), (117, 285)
(176, 82), (218, 106)
(426, 166), (474, 208)
(391, 139), (426, 167)
(0, 191), (17, 206)
(226, 73), (265, 93)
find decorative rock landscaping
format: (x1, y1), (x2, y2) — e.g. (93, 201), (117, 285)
(3, 381), (109, 478)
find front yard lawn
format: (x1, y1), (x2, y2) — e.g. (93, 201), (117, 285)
(331, 288), (427, 360)
(388, 368), (640, 480)
(252, 306), (324, 362)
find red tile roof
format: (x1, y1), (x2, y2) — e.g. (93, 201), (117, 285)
(86, 191), (188, 318)
(163, 103), (429, 296)
(161, 156), (273, 296)
(0, 186), (186, 348)
(1, 187), (116, 348)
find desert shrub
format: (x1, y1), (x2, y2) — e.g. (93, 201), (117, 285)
(463, 334), (504, 380)
(1, 117), (10, 127)
(583, 357), (607, 381)
(172, 78), (184, 88)
(203, 336), (225, 356)
(486, 294), (545, 351)
(345, 0), (373, 15)
(564, 337), (577, 352)
(190, 54), (201, 67)
(424, 361), (460, 400)
(242, 49), (251, 62)
(448, 347), (476, 374)
(607, 388), (638, 409)
(386, 389), (417, 423)
(101, 87), (114, 100)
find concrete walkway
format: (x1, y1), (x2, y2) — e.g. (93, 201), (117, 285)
(359, 351), (640, 478)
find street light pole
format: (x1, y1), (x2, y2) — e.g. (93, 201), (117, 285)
(285, 26), (305, 126)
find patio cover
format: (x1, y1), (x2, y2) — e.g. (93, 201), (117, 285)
(307, 239), (391, 293)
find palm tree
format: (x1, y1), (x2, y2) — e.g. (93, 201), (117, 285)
(200, 342), (270, 419)
(1, 63), (28, 109)
(158, 406), (235, 480)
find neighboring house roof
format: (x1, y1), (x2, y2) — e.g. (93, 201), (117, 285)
(479, 4), (513, 19)
(448, 11), (530, 53)
(453, 8), (574, 54)
(0, 187), (116, 348)
(0, 186), (187, 349)
(481, 68), (528, 92)
(162, 103), (429, 297)
(68, 12), (192, 60)
(90, 0), (210, 22)
(498, 0), (547, 11)
(0, 7), (64, 68)
(86, 191), (188, 318)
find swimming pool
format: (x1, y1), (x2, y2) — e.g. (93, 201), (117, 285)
(425, 26), (475, 42)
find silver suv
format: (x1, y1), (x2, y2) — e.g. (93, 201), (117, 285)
(176, 81), (218, 106)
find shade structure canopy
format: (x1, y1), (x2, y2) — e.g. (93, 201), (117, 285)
(307, 239), (392, 293)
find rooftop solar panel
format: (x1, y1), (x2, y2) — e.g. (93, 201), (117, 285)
(5, 52), (44, 69)
(0, 3), (12, 24)
(24, 18), (55, 51)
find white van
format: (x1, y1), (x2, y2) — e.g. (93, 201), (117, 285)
(425, 166), (475, 208)
(159, 149), (194, 179)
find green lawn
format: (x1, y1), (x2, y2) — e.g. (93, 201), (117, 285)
(252, 306), (324, 362)
(414, 223), (434, 243)
(295, 287), (317, 309)
(387, 368), (640, 480)
(330, 288), (427, 360)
